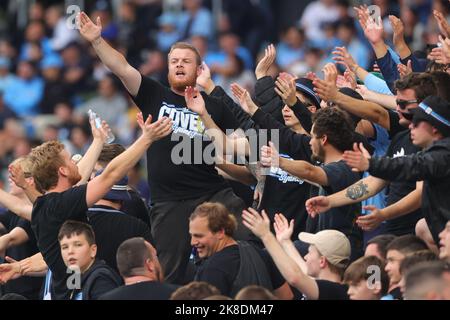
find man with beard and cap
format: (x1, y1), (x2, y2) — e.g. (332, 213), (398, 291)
(78, 12), (250, 286)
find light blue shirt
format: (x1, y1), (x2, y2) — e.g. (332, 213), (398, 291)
(3, 76), (44, 116)
(364, 73), (393, 95)
(362, 123), (390, 213)
(177, 8), (213, 40)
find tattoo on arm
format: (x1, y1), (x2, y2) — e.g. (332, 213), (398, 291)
(346, 181), (370, 201)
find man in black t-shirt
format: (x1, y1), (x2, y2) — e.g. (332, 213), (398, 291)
(14, 115), (171, 299)
(78, 13), (249, 284)
(189, 203), (292, 299)
(99, 237), (177, 300)
(260, 107), (363, 260)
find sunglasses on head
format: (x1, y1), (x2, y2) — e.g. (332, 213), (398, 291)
(396, 99), (418, 110)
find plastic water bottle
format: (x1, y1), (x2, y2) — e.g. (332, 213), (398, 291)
(88, 109), (115, 144)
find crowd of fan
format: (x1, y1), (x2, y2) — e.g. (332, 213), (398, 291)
(0, 0), (449, 301)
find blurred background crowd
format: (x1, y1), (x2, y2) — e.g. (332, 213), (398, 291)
(0, 0), (448, 199)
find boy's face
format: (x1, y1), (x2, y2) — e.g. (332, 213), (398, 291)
(385, 250), (405, 287)
(60, 233), (97, 273)
(347, 279), (380, 300)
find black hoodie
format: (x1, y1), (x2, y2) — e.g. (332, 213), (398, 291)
(68, 260), (123, 300)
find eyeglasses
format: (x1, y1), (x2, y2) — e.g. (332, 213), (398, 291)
(396, 99), (418, 110)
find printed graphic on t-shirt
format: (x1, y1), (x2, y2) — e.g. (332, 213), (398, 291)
(393, 148), (406, 158)
(269, 154), (305, 184)
(158, 101), (207, 139)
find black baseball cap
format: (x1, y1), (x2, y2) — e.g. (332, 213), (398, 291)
(295, 78), (322, 109)
(410, 96), (450, 137)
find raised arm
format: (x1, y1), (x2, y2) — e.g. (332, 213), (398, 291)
(343, 142), (450, 182)
(8, 164), (42, 208)
(185, 86), (249, 157)
(333, 46), (370, 82)
(76, 117), (110, 185)
(356, 85), (397, 110)
(261, 142), (327, 187)
(86, 113), (172, 207)
(78, 12), (141, 96)
(0, 227), (29, 258)
(306, 175), (388, 218)
(313, 65), (391, 131)
(389, 15), (411, 60)
(242, 208), (320, 300)
(0, 189), (32, 221)
(273, 213), (308, 274)
(216, 161), (257, 186)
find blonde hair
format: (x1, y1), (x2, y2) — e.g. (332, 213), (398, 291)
(28, 141), (65, 192)
(168, 42), (202, 66)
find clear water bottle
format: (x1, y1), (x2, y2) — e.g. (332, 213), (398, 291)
(88, 109), (115, 144)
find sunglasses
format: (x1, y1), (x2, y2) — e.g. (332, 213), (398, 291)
(400, 111), (414, 121)
(396, 99), (418, 110)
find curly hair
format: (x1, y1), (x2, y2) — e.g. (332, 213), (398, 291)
(28, 141), (65, 192)
(190, 202), (237, 237)
(394, 72), (437, 102)
(312, 107), (354, 152)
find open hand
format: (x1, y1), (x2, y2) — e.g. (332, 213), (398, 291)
(397, 60), (412, 78)
(78, 12), (102, 43)
(196, 62), (215, 92)
(305, 196), (331, 218)
(137, 112), (173, 143)
(274, 213), (294, 242)
(332, 46), (357, 71)
(343, 142), (371, 172)
(365, 16), (384, 45)
(185, 86), (207, 116)
(255, 44), (277, 79)
(356, 205), (384, 231)
(275, 74), (297, 107)
(231, 83), (259, 115)
(242, 208), (271, 239)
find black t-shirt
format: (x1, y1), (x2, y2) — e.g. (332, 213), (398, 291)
(261, 154), (312, 239)
(1, 211), (43, 299)
(86, 205), (153, 272)
(250, 108), (314, 239)
(320, 161), (363, 259)
(131, 75), (239, 202)
(31, 185), (88, 300)
(98, 281), (178, 300)
(316, 280), (349, 300)
(194, 244), (284, 297)
(385, 112), (423, 235)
